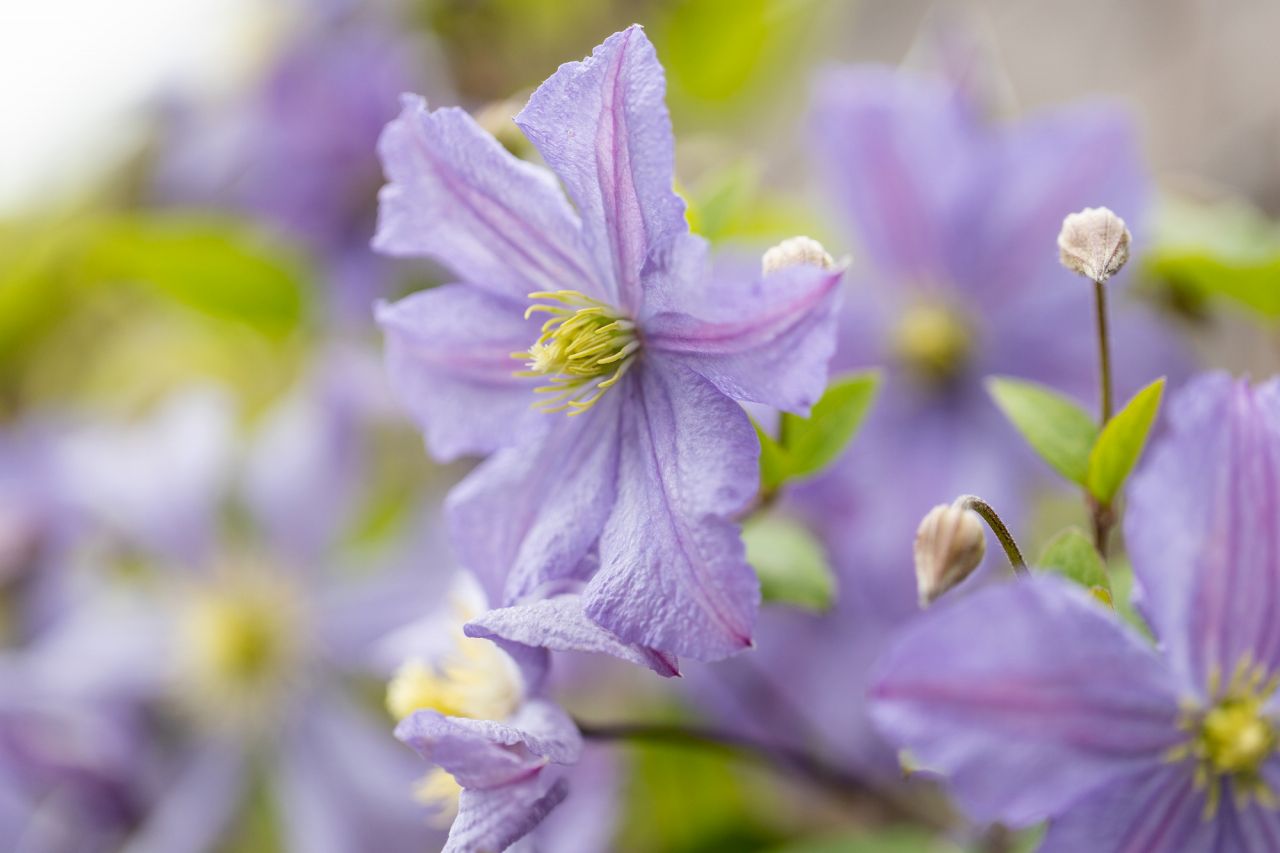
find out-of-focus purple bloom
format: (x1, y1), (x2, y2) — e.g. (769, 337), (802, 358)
(5, 356), (447, 852)
(872, 373), (1280, 851)
(703, 66), (1182, 777)
(154, 18), (440, 318)
(382, 574), (613, 853)
(374, 25), (842, 665)
(0, 423), (86, 646)
(0, 660), (155, 852)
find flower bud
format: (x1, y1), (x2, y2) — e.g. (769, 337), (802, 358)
(914, 504), (986, 607)
(762, 236), (835, 276)
(1057, 206), (1131, 283)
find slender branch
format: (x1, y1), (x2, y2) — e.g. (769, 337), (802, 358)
(1091, 277), (1116, 557)
(954, 495), (1028, 576)
(1093, 279), (1114, 422)
(575, 719), (950, 831)
(1094, 279), (1114, 423)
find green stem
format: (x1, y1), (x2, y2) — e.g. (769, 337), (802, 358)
(575, 719), (950, 830)
(1092, 278), (1116, 557)
(954, 495), (1028, 576)
(1094, 279), (1113, 423)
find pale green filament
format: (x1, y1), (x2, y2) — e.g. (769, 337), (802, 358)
(1165, 657), (1280, 817)
(513, 290), (638, 415)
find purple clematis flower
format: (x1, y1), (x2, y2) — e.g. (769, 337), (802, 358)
(6, 356), (448, 853)
(374, 25), (843, 664)
(698, 64), (1182, 778)
(871, 373), (1280, 851)
(381, 574), (608, 853)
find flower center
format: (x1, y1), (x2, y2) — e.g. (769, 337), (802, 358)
(1200, 697), (1275, 777)
(385, 588), (524, 820)
(1166, 658), (1280, 816)
(180, 566), (305, 725)
(514, 290), (638, 415)
(892, 301), (973, 386)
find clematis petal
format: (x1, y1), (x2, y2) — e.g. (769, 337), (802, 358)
(644, 239), (843, 414)
(975, 103), (1146, 301)
(586, 359), (760, 661)
(810, 66), (982, 284)
(447, 775), (568, 853)
(240, 347), (388, 562)
(465, 594), (680, 677)
(122, 739), (245, 853)
(376, 284), (544, 462)
(1217, 791), (1280, 853)
(373, 95), (598, 302)
(870, 576), (1184, 826)
(56, 388), (235, 567)
(447, 395), (623, 606)
(1125, 373), (1280, 695)
(275, 697), (440, 853)
(394, 700), (582, 788)
(1038, 765), (1216, 853)
(515, 25), (686, 314)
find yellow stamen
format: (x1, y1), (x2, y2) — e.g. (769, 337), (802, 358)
(513, 290), (638, 415)
(383, 590), (522, 724)
(893, 300), (972, 385)
(178, 565), (306, 730)
(413, 767), (462, 828)
(1167, 656), (1280, 818)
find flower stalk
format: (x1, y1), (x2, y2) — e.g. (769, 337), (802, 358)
(575, 719), (951, 831)
(954, 495), (1028, 576)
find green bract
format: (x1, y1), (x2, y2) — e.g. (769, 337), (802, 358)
(743, 514), (835, 611)
(757, 370), (880, 491)
(1086, 377), (1166, 504)
(986, 376), (1097, 485)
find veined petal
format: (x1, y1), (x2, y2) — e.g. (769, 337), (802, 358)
(275, 696), (440, 853)
(1126, 373), (1280, 695)
(644, 245), (843, 414)
(515, 25), (686, 314)
(447, 775), (568, 853)
(586, 359), (760, 661)
(465, 594), (680, 677)
(810, 66), (982, 283)
(394, 700), (582, 789)
(122, 739), (245, 853)
(373, 96), (598, 301)
(1038, 766), (1217, 853)
(870, 576), (1183, 826)
(1216, 789), (1280, 853)
(447, 396), (623, 607)
(377, 285), (543, 462)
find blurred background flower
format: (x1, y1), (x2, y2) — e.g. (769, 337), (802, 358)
(4, 0), (1280, 850)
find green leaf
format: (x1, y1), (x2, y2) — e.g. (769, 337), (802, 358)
(1146, 197), (1280, 319)
(742, 515), (835, 611)
(1036, 527), (1111, 600)
(759, 371), (879, 491)
(82, 215), (308, 336)
(986, 377), (1098, 485)
(1086, 377), (1166, 504)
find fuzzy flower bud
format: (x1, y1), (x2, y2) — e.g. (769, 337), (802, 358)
(1057, 206), (1131, 283)
(914, 504), (986, 607)
(762, 236), (836, 276)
